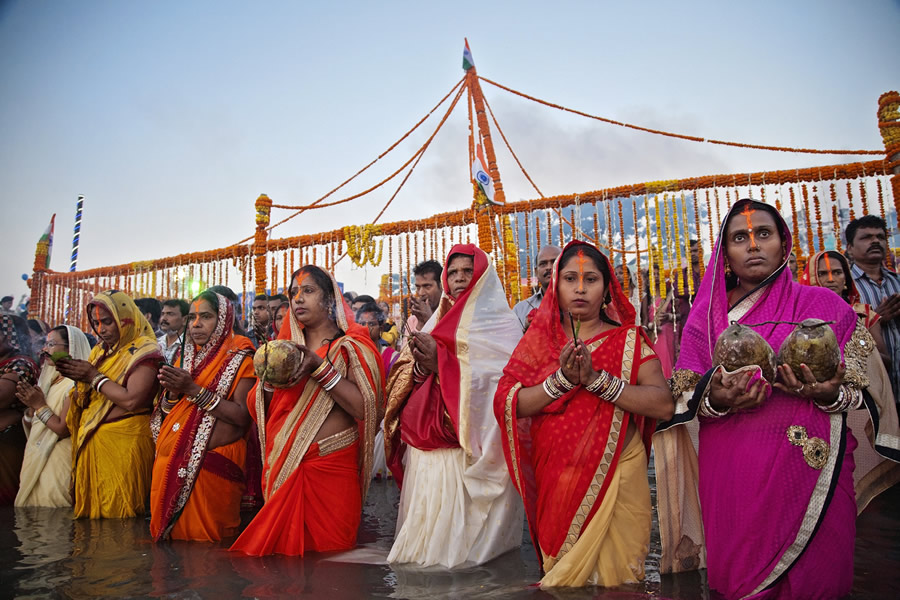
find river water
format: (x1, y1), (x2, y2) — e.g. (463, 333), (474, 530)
(1, 475), (898, 599)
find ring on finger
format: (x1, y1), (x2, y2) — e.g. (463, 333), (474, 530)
(795, 384), (805, 394)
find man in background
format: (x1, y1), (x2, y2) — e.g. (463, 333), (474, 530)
(512, 246), (560, 332)
(158, 299), (189, 364)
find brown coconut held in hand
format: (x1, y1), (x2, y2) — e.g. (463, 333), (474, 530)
(253, 340), (305, 388)
(778, 319), (840, 382)
(712, 322), (777, 383)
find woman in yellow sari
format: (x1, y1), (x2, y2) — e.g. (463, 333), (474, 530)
(15, 325), (91, 507)
(57, 290), (163, 518)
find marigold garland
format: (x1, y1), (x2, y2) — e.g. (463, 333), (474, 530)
(832, 205), (843, 252)
(801, 184), (814, 257)
(813, 184), (824, 252)
(789, 186), (803, 270)
(846, 181), (856, 221)
(592, 200), (599, 243)
(877, 178), (886, 220)
(632, 199), (642, 298)
(671, 194), (683, 295)
(644, 195), (656, 299)
(681, 192), (694, 296)
(654, 194), (665, 298)
(618, 198), (627, 296)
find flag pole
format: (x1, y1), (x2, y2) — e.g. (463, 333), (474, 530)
(66, 195), (84, 323)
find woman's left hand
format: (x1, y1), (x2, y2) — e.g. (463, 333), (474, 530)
(291, 343), (323, 384)
(15, 380), (46, 409)
(55, 358), (98, 383)
(775, 362), (845, 403)
(158, 365), (200, 397)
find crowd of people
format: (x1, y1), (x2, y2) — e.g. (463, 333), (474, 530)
(1, 205), (899, 598)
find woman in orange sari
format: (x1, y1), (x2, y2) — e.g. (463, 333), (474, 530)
(231, 265), (384, 556)
(150, 291), (256, 542)
(495, 240), (674, 587)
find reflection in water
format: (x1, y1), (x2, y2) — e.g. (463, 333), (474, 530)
(1, 478), (898, 598)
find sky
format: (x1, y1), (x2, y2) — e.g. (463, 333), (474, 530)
(2, 0), (898, 304)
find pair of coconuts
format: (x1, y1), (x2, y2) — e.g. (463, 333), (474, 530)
(712, 319), (840, 384)
(252, 340), (306, 388)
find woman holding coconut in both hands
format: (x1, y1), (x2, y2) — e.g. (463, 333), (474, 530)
(655, 199), (898, 599)
(231, 265), (384, 557)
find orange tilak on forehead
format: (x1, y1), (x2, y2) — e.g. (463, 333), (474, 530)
(292, 272), (310, 300)
(823, 253), (834, 282)
(91, 306), (102, 323)
(740, 205), (757, 246)
(575, 249), (588, 291)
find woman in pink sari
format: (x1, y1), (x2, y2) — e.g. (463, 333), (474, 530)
(655, 199), (894, 599)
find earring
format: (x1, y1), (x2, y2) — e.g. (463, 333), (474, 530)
(724, 261), (732, 277)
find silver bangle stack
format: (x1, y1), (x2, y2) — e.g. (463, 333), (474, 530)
(412, 362), (429, 384)
(585, 370), (625, 404)
(816, 385), (862, 413)
(543, 369), (577, 400)
(36, 406), (54, 425)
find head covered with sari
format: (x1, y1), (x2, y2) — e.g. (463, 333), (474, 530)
(799, 249), (880, 329)
(72, 290), (163, 418)
(254, 265), (384, 502)
(494, 240), (653, 569)
(664, 199), (867, 598)
(0, 314), (38, 383)
(676, 199), (858, 379)
(384, 243), (523, 484)
(37, 326), (92, 395)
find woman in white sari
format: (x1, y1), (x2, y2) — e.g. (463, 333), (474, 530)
(15, 325), (91, 507)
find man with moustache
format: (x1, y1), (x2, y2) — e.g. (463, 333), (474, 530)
(405, 260), (443, 337)
(846, 215), (900, 403)
(513, 246), (561, 332)
(158, 299), (189, 365)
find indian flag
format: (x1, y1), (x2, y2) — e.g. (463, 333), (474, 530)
(472, 144), (499, 205)
(462, 38), (475, 71)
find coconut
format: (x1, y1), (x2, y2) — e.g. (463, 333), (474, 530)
(778, 319), (840, 382)
(253, 340), (305, 388)
(712, 322), (777, 383)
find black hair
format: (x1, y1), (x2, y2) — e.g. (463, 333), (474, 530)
(845, 214), (887, 246)
(270, 294), (288, 303)
(355, 302), (385, 325)
(1, 296), (13, 304)
(162, 298), (190, 317)
(50, 325), (69, 347)
(558, 244), (618, 326)
(207, 285), (238, 302)
(253, 294), (269, 302)
(3, 315), (35, 360)
(725, 200), (785, 243)
(192, 290), (221, 314)
(27, 319), (48, 336)
(134, 298), (162, 327)
(353, 294), (376, 305)
(819, 250), (854, 303)
(413, 260), (443, 281)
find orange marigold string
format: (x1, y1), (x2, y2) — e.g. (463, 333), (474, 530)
(813, 183), (824, 252)
(877, 178), (886, 221)
(693, 190), (705, 279)
(832, 205), (843, 252)
(592, 200), (599, 243)
(789, 186), (803, 269)
(801, 184), (814, 257)
(671, 194), (683, 295)
(859, 179), (868, 215)
(847, 181), (856, 221)
(632, 198), (642, 299)
(618, 198), (627, 296)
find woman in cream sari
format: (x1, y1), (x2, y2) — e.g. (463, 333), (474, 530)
(57, 290), (163, 518)
(15, 325), (91, 507)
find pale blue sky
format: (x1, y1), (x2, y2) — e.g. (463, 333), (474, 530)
(2, 0), (898, 301)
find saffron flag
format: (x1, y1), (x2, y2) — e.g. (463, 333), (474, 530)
(462, 39), (475, 71)
(472, 144), (499, 205)
(37, 214), (55, 268)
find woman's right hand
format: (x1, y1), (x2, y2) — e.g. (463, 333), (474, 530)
(708, 368), (766, 411)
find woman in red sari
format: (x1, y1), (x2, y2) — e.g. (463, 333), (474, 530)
(495, 240), (674, 587)
(150, 291), (256, 542)
(231, 265), (384, 556)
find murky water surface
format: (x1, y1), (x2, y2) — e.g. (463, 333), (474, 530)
(2, 473), (898, 599)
